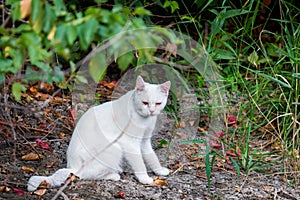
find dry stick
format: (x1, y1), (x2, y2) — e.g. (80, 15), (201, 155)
(153, 56), (191, 71)
(0, 120), (50, 134)
(51, 112), (132, 200)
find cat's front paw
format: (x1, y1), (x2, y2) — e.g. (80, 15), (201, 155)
(154, 167), (169, 176)
(136, 174), (153, 184)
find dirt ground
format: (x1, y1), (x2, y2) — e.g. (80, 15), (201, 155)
(0, 81), (300, 200)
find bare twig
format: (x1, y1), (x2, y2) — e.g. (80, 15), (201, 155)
(153, 56), (192, 71)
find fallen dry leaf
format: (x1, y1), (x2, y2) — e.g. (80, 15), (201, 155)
(196, 172), (207, 179)
(12, 188), (26, 195)
(227, 115), (237, 126)
(152, 177), (168, 186)
(189, 120), (195, 126)
(33, 188), (47, 196)
(176, 120), (186, 128)
(0, 168), (7, 174)
(21, 152), (44, 161)
(39, 180), (51, 189)
(21, 166), (35, 173)
(35, 92), (50, 101)
(66, 173), (79, 183)
(209, 142), (222, 150)
(0, 186), (10, 192)
(115, 191), (126, 199)
(234, 186), (241, 192)
(99, 81), (117, 90)
(59, 132), (65, 139)
(35, 138), (51, 151)
(72, 198), (85, 200)
(210, 131), (224, 141)
(44, 109), (51, 115)
(68, 109), (77, 124)
(197, 127), (207, 133)
(175, 132), (185, 139)
(166, 42), (177, 57)
(263, 185), (273, 190)
(46, 161), (57, 168)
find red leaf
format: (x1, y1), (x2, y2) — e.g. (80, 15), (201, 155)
(116, 191), (126, 199)
(35, 138), (51, 151)
(227, 115), (237, 126)
(210, 131), (224, 141)
(12, 188), (26, 195)
(225, 156), (232, 165)
(68, 109), (77, 124)
(209, 142), (222, 150)
(225, 149), (237, 157)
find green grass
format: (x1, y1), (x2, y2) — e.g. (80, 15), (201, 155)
(174, 0), (300, 187)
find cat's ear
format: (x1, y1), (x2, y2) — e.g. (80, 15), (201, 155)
(160, 81), (171, 95)
(135, 75), (145, 92)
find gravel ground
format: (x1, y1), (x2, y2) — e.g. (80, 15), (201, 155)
(0, 85), (299, 200)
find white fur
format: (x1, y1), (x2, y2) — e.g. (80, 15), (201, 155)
(27, 76), (171, 191)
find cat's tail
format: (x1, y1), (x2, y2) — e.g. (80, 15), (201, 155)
(27, 168), (76, 191)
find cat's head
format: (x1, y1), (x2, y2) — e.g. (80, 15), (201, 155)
(133, 75), (171, 117)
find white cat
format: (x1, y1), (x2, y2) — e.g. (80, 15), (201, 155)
(27, 75), (171, 191)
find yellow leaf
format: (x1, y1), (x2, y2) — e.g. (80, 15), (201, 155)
(20, 0), (32, 19)
(21, 152), (44, 161)
(47, 26), (57, 41)
(21, 166), (35, 173)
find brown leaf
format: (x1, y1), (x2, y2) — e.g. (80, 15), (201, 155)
(197, 127), (207, 133)
(20, 0), (31, 19)
(72, 198), (85, 200)
(175, 132), (185, 139)
(196, 172), (207, 179)
(46, 161), (57, 168)
(152, 177), (168, 186)
(59, 132), (65, 139)
(66, 173), (79, 182)
(39, 180), (51, 189)
(29, 86), (37, 94)
(189, 120), (195, 126)
(0, 186), (10, 192)
(53, 111), (62, 117)
(21, 152), (44, 161)
(263, 185), (273, 190)
(33, 189), (47, 196)
(44, 109), (51, 115)
(166, 43), (177, 57)
(21, 166), (35, 173)
(176, 121), (186, 128)
(104, 81), (117, 90)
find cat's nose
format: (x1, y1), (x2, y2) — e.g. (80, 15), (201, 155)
(150, 110), (154, 114)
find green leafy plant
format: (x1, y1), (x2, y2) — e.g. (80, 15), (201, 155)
(1, 0), (157, 100)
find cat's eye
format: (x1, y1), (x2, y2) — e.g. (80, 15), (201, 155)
(156, 102), (162, 106)
(142, 101), (149, 106)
